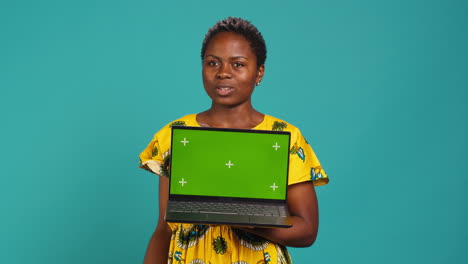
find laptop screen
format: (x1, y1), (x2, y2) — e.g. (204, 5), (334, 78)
(169, 126), (290, 200)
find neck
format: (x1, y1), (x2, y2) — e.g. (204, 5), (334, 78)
(197, 102), (264, 129)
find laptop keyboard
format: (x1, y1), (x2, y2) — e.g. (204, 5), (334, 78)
(168, 201), (288, 217)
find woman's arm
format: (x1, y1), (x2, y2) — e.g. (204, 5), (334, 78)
(241, 181), (319, 247)
(143, 176), (172, 264)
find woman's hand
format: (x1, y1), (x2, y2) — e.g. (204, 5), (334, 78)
(237, 181), (319, 247)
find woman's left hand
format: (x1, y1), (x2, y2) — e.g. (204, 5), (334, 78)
(237, 181), (319, 247)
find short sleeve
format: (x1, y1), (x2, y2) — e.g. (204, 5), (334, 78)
(288, 128), (329, 186)
(139, 133), (170, 177)
(138, 116), (194, 177)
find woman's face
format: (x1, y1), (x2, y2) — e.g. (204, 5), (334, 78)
(202, 32), (264, 108)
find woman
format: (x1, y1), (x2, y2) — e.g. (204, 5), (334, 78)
(139, 17), (329, 264)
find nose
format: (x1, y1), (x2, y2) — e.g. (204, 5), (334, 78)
(216, 63), (232, 79)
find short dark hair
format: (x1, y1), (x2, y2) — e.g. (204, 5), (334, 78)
(201, 17), (267, 67)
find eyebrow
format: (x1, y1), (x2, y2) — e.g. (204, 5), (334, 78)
(205, 54), (249, 60)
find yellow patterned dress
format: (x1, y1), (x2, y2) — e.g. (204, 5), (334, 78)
(139, 114), (329, 264)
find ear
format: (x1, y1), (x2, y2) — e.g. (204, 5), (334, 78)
(256, 64), (265, 84)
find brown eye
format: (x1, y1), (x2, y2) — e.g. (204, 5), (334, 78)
(207, 60), (219, 66)
(233, 62), (245, 68)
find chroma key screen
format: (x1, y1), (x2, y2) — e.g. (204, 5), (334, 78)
(170, 127), (290, 200)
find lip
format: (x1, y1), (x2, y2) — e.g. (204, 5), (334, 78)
(215, 85), (235, 96)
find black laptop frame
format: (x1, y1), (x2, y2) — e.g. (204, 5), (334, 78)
(168, 126), (291, 205)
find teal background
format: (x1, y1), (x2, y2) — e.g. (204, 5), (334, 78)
(171, 129), (289, 199)
(1, 0), (466, 263)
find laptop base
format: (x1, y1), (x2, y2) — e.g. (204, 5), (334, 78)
(165, 211), (293, 228)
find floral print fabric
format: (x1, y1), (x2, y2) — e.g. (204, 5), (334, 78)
(139, 114), (329, 263)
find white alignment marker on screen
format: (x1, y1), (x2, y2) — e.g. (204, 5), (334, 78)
(180, 138), (189, 146)
(225, 160), (234, 168)
(179, 178), (187, 186)
(272, 142), (280, 151)
(270, 182), (279, 191)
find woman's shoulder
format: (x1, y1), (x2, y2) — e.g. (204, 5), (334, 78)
(153, 114), (199, 138)
(260, 114), (301, 134)
(165, 114), (199, 128)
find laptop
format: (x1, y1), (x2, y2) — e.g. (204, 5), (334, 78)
(165, 126), (293, 228)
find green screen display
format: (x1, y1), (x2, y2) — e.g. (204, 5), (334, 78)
(170, 128), (290, 200)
